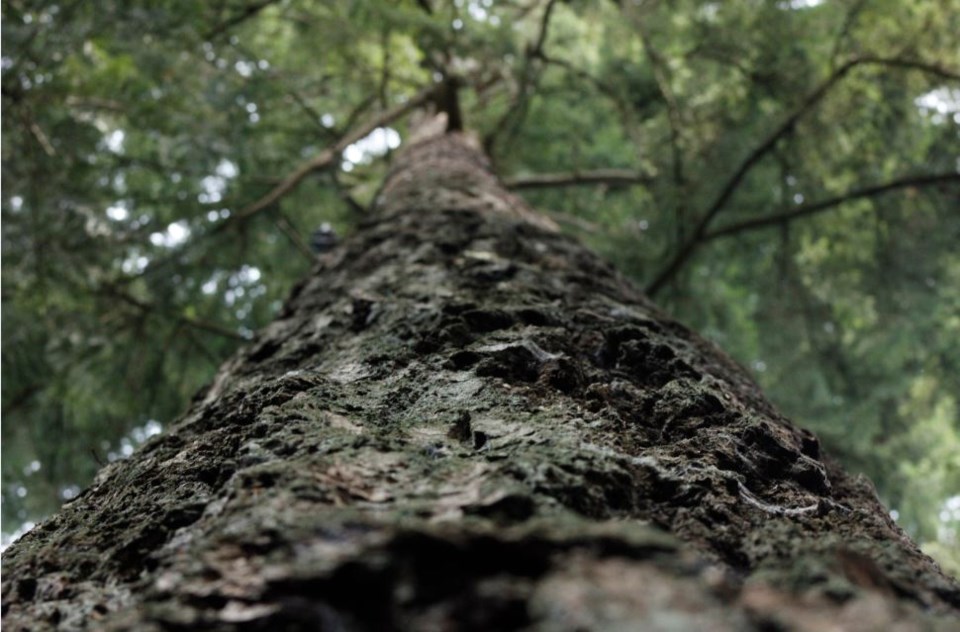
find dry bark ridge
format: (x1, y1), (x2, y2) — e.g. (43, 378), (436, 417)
(2, 133), (958, 630)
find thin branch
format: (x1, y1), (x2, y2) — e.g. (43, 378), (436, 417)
(4, 0), (85, 63)
(285, 89), (339, 140)
(123, 89), (424, 286)
(340, 93), (378, 135)
(535, 52), (647, 157)
(3, 383), (42, 415)
(272, 212), (316, 262)
(829, 0), (869, 67)
(22, 113), (56, 156)
(530, 0), (559, 58)
(504, 169), (652, 190)
(378, 27), (392, 111)
(639, 26), (689, 245)
(205, 0), (283, 40)
(695, 59), (861, 234)
(855, 55), (960, 81)
(685, 43), (770, 93)
(484, 0), (560, 152)
(185, 328), (222, 366)
(645, 55), (960, 296)
(537, 53), (625, 106)
(226, 39), (339, 142)
(701, 55), (960, 236)
(704, 173), (960, 241)
(542, 209), (602, 234)
(65, 96), (125, 113)
(104, 287), (251, 342)
(214, 83), (438, 233)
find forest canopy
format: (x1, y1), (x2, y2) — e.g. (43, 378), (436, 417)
(2, 0), (958, 574)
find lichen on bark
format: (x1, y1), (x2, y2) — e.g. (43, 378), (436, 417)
(3, 134), (958, 630)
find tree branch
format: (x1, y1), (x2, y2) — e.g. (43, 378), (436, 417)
(537, 53), (623, 105)
(3, 383), (42, 416)
(542, 209), (602, 234)
(504, 169), (652, 190)
(645, 55), (960, 296)
(205, 0), (283, 40)
(225, 40), (339, 143)
(124, 89), (425, 286)
(829, 0), (869, 66)
(272, 212), (316, 262)
(104, 287), (251, 342)
(530, 0), (559, 59)
(534, 52), (647, 156)
(639, 25), (689, 245)
(704, 172), (960, 241)
(856, 55), (960, 82)
(484, 0), (560, 152)
(284, 89), (339, 140)
(218, 83), (438, 230)
(21, 112), (56, 157)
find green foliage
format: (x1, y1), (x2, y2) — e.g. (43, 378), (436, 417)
(3, 0), (958, 570)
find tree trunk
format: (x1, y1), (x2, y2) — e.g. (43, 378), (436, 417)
(3, 133), (958, 631)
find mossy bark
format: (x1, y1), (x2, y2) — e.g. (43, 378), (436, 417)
(3, 134), (958, 630)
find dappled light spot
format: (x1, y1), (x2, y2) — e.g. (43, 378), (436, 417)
(103, 129), (125, 154)
(778, 0), (824, 8)
(121, 253), (150, 274)
(234, 60), (255, 77)
(915, 88), (960, 125)
(341, 127), (401, 171)
(149, 220), (191, 248)
(61, 485), (80, 501)
(105, 204), (128, 221)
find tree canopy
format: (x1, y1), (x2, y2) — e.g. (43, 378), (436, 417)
(2, 0), (959, 574)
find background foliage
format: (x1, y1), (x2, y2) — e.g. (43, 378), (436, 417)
(3, 0), (958, 574)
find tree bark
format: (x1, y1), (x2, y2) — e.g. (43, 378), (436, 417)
(3, 133), (958, 631)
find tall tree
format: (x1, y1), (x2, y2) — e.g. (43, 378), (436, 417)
(3, 127), (958, 629)
(3, 0), (959, 588)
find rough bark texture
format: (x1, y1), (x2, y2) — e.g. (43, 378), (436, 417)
(3, 134), (958, 631)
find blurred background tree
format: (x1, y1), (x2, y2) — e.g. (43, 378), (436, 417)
(2, 0), (958, 574)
